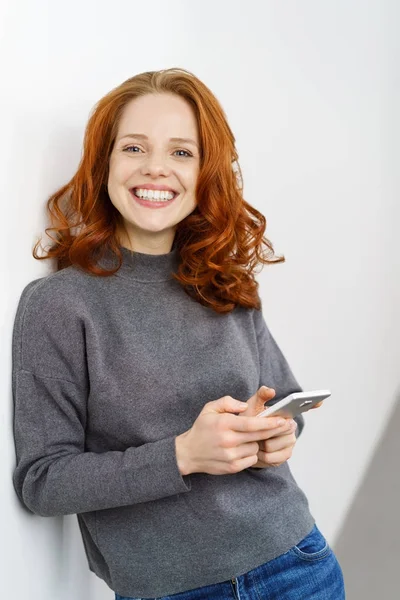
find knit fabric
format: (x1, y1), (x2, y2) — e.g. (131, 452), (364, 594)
(12, 245), (314, 597)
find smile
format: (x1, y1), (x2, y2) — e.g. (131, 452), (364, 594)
(129, 189), (178, 208)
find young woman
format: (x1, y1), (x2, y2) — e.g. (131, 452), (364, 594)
(12, 67), (345, 599)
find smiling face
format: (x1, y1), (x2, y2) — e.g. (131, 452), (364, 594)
(107, 92), (201, 254)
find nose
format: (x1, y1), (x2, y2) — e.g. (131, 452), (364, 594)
(140, 151), (172, 178)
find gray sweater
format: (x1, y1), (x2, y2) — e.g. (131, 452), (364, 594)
(12, 245), (315, 598)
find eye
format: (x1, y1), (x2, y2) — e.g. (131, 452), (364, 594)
(174, 149), (192, 157)
(123, 145), (142, 153)
(123, 146), (192, 157)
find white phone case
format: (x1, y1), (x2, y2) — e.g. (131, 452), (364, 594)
(256, 390), (331, 419)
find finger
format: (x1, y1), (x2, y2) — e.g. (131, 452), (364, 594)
(310, 401), (324, 410)
(252, 420), (296, 442)
(231, 414), (290, 433)
(264, 418), (297, 436)
(258, 446), (294, 467)
(260, 432), (297, 453)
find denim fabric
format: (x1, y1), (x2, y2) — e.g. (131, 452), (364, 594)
(115, 524), (345, 599)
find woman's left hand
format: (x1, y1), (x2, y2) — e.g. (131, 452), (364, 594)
(238, 385), (298, 469)
(252, 423), (297, 468)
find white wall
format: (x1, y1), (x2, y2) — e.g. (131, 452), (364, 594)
(2, 0), (398, 597)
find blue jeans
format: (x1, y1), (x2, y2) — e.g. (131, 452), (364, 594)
(115, 524), (345, 599)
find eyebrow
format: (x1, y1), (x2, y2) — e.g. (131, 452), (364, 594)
(118, 133), (199, 150)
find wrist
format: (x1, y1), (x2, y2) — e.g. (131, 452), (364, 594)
(175, 431), (192, 476)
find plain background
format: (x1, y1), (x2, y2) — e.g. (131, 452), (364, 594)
(1, 1), (398, 598)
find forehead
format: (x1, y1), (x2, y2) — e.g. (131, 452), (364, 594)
(116, 93), (199, 139)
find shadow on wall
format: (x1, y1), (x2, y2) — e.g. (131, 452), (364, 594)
(333, 390), (400, 599)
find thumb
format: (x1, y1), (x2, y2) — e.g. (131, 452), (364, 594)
(206, 396), (249, 415)
(258, 385), (276, 399)
(252, 385), (276, 412)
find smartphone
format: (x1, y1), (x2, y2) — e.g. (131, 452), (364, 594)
(256, 390), (331, 419)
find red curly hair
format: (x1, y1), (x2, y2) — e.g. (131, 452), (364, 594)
(33, 67), (285, 314)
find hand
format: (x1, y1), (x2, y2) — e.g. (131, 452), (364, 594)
(238, 386), (297, 469)
(254, 395), (325, 468)
(252, 419), (297, 468)
(176, 395), (294, 476)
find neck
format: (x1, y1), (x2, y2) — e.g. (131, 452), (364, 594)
(97, 244), (180, 283)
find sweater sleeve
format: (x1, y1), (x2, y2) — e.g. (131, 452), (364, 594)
(252, 304), (305, 438)
(11, 278), (191, 517)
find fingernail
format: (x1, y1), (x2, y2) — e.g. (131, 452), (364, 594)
(277, 418), (286, 426)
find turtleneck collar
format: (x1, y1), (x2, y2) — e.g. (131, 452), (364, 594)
(98, 245), (180, 282)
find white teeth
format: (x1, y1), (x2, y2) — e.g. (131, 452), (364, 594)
(133, 188), (175, 201)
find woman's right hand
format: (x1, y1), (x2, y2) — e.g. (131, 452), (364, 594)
(175, 396), (290, 476)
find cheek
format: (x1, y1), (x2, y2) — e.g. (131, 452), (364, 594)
(185, 163), (199, 188)
(109, 157), (135, 186)
(186, 173), (199, 193)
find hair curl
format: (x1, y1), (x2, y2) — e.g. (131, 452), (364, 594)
(33, 67), (285, 314)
